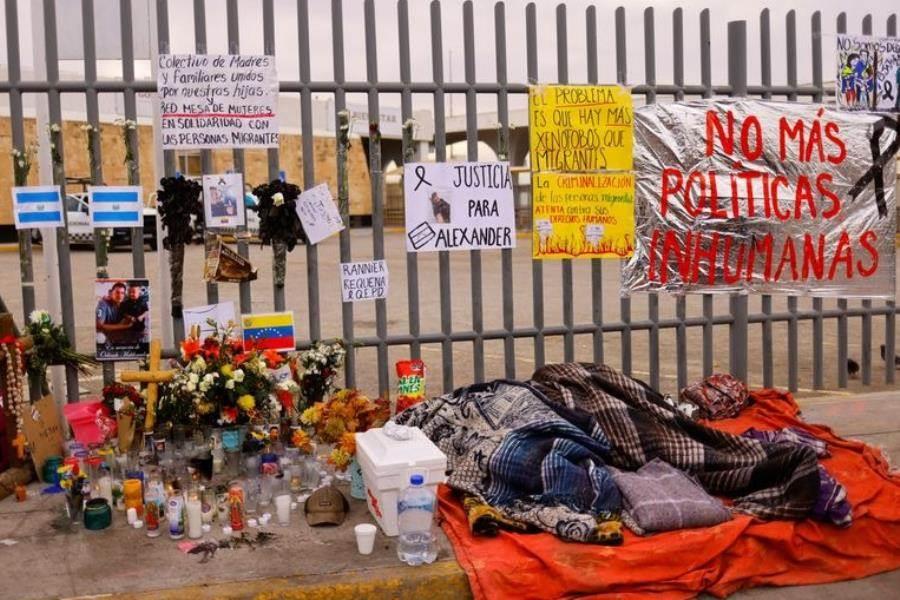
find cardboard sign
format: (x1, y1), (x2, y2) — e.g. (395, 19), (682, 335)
(622, 99), (897, 298)
(157, 54), (279, 149)
(295, 183), (344, 245)
(404, 161), (516, 252)
(528, 85), (635, 259)
(21, 395), (64, 483)
(12, 186), (64, 229)
(241, 311), (296, 352)
(202, 173), (245, 229)
(340, 260), (389, 302)
(89, 186), (143, 228)
(183, 301), (236, 339)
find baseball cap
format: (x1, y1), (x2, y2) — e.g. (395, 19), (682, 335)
(305, 486), (350, 526)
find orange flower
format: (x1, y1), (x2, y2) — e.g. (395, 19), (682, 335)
(263, 349), (284, 369)
(180, 337), (201, 361)
(337, 432), (356, 456)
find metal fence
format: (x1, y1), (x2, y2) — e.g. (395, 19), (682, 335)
(2, 0), (898, 405)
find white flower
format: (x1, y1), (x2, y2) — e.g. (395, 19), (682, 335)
(186, 382), (196, 392)
(199, 381), (210, 393)
(203, 373), (216, 384)
(190, 357), (207, 373)
(29, 310), (49, 324)
(233, 369), (245, 382)
(272, 192), (284, 207)
(17, 160), (25, 168)
(48, 123), (61, 133)
(189, 373), (199, 384)
(225, 379), (235, 390)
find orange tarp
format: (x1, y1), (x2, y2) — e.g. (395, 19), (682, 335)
(437, 389), (900, 599)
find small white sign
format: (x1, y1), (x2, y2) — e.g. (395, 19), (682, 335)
(295, 183), (345, 245)
(404, 161), (517, 252)
(89, 186), (143, 228)
(12, 186), (64, 230)
(182, 301), (236, 339)
(202, 173), (245, 230)
(157, 54), (279, 149)
(340, 260), (389, 302)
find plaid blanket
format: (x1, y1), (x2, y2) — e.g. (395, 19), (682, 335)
(394, 379), (624, 543)
(531, 363), (821, 520)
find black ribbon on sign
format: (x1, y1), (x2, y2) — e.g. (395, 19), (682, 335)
(884, 81), (895, 102)
(413, 165), (431, 191)
(848, 116), (900, 219)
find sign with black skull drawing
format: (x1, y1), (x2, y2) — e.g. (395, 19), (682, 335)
(404, 161), (517, 252)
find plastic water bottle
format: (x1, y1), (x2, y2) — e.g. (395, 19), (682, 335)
(397, 474), (438, 566)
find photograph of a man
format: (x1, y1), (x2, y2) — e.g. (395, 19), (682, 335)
(95, 278), (151, 360)
(428, 191), (451, 224)
(203, 172), (245, 229)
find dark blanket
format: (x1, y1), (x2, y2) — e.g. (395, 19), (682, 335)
(394, 379), (624, 543)
(531, 363), (821, 520)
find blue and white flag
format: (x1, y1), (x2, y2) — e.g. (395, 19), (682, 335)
(89, 186), (143, 228)
(12, 186), (64, 229)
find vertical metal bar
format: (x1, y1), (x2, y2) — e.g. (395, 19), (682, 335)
(761, 296), (773, 387)
(6, 0), (38, 396)
(556, 4), (575, 364)
(331, 0), (355, 387)
(643, 7), (656, 104)
(587, 5), (603, 366)
(727, 20), (749, 384)
(615, 6), (630, 376)
(643, 7), (659, 389)
(44, 0), (80, 402)
(262, 0), (283, 311)
(880, 15), (895, 386)
(811, 11), (823, 102)
(526, 2), (544, 370)
(788, 296), (799, 392)
(364, 0), (389, 397)
(398, 0), (419, 365)
(888, 14), (897, 36)
(838, 298), (848, 387)
(862, 14), (872, 35)
(861, 299), (872, 384)
(672, 7), (685, 391)
(432, 0), (454, 390)
(812, 298), (824, 389)
(786, 10), (797, 101)
(462, 1), (485, 381)
(759, 9), (773, 388)
(700, 9), (713, 379)
(673, 8), (684, 101)
(121, 0), (146, 279)
(193, 0), (218, 306)
(297, 0), (319, 342)
(226, 0), (252, 319)
(837, 12), (847, 35)
(83, 0), (115, 386)
(496, 1), (516, 379)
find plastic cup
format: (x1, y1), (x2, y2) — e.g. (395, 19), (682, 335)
(354, 523), (377, 555)
(274, 492), (291, 526)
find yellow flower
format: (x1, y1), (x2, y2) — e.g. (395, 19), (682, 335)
(291, 429), (314, 454)
(300, 404), (322, 426)
(328, 447), (352, 471)
(237, 394), (255, 411)
(220, 364), (234, 378)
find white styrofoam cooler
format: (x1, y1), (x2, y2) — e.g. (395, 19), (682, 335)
(356, 426), (447, 536)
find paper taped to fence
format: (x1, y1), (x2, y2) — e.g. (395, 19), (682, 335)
(89, 186), (143, 228)
(622, 99), (897, 298)
(157, 54), (279, 149)
(528, 85), (635, 259)
(12, 186), (63, 229)
(340, 260), (388, 302)
(835, 34), (900, 113)
(295, 183), (344, 245)
(404, 161), (516, 252)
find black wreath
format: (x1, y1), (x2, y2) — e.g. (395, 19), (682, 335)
(156, 176), (203, 249)
(253, 179), (308, 251)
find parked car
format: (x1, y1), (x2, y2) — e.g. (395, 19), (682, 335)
(31, 193), (158, 250)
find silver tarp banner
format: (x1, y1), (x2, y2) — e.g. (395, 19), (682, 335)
(622, 99), (897, 298)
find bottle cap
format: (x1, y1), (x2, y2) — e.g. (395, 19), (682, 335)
(410, 474), (424, 486)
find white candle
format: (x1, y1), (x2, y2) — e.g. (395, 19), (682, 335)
(186, 499), (202, 539)
(98, 476), (113, 506)
(126, 507), (138, 525)
(274, 494), (291, 526)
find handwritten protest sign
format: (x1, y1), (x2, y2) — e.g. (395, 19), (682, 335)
(404, 161), (516, 252)
(295, 183), (344, 245)
(529, 85), (634, 258)
(836, 35), (900, 113)
(157, 54), (279, 149)
(622, 99), (897, 298)
(340, 260), (389, 302)
(21, 396), (64, 483)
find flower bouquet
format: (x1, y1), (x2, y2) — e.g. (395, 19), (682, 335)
(26, 310), (98, 395)
(293, 341), (346, 407)
(300, 388), (389, 471)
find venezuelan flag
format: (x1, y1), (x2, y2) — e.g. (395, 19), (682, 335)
(241, 311), (296, 352)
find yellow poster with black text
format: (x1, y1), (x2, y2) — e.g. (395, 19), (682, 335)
(529, 84), (634, 259)
(532, 172), (634, 259)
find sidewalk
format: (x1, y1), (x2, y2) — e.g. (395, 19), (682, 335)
(0, 389), (896, 600)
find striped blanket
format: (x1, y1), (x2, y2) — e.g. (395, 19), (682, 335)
(531, 363), (821, 520)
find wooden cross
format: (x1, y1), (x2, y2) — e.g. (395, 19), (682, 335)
(12, 433), (27, 460)
(119, 339), (175, 432)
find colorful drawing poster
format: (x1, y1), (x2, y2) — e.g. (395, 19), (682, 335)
(874, 37), (900, 112)
(532, 172), (634, 259)
(95, 278), (151, 360)
(12, 186), (64, 229)
(89, 186), (143, 228)
(157, 54), (279, 149)
(528, 84), (635, 259)
(403, 161), (516, 252)
(241, 311), (295, 352)
(202, 173), (245, 229)
(836, 35), (879, 111)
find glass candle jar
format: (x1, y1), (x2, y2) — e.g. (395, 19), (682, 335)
(123, 478), (144, 518)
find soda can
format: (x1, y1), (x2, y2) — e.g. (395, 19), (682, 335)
(167, 495), (185, 539)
